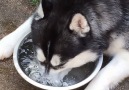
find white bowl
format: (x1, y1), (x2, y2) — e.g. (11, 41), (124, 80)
(13, 31), (103, 90)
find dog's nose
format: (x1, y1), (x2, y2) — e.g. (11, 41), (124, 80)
(45, 63), (50, 74)
(40, 60), (50, 74)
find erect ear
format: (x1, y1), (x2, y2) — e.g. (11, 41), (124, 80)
(36, 0), (53, 18)
(69, 13), (90, 37)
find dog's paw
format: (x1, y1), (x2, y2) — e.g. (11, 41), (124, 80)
(0, 36), (15, 60)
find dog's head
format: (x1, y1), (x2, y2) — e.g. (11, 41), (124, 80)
(31, 0), (107, 73)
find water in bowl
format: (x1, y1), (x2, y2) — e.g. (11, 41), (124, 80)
(25, 58), (72, 87)
(17, 33), (96, 87)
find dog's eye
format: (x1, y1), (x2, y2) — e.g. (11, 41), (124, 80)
(51, 63), (65, 70)
(40, 61), (64, 70)
(40, 61), (46, 65)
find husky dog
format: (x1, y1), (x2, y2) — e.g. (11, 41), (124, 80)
(1, 0), (129, 90)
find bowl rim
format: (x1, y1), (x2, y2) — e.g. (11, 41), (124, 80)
(13, 31), (103, 90)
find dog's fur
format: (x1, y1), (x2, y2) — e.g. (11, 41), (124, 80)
(1, 0), (129, 90)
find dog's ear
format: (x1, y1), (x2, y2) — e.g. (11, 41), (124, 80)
(37, 0), (53, 18)
(69, 13), (90, 37)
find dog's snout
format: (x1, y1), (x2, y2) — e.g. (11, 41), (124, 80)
(41, 60), (50, 74)
(45, 64), (50, 74)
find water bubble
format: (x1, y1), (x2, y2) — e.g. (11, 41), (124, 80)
(25, 60), (70, 87)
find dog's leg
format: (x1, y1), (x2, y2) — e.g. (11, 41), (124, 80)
(0, 15), (34, 60)
(85, 50), (129, 90)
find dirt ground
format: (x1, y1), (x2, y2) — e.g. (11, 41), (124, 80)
(0, 0), (129, 90)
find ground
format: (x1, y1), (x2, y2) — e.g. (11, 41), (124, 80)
(0, 0), (129, 90)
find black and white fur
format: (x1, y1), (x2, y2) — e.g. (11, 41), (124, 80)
(1, 0), (129, 90)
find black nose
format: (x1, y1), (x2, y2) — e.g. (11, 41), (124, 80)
(41, 60), (50, 74)
(45, 63), (50, 74)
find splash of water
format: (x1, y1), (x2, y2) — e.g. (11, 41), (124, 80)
(25, 60), (71, 87)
